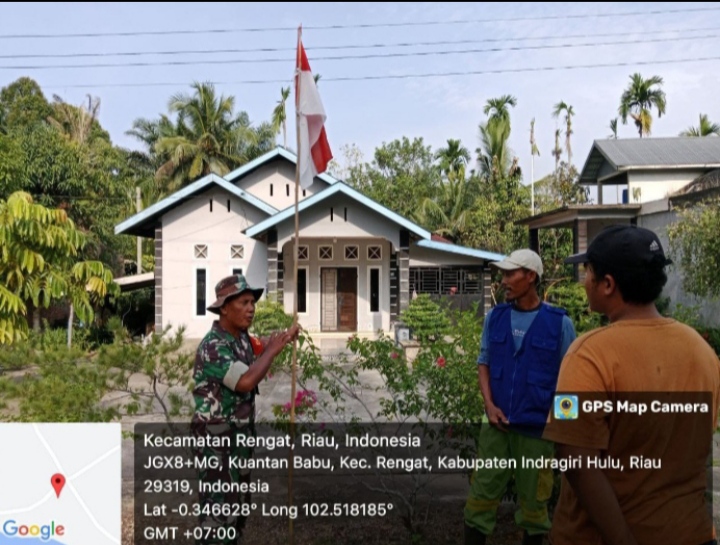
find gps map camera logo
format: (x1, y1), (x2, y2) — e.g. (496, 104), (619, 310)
(554, 395), (578, 420)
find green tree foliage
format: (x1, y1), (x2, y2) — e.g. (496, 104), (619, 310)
(0, 77), (53, 131)
(152, 82), (275, 191)
(667, 199), (720, 298)
(345, 137), (441, 220)
(619, 73), (667, 137)
(413, 139), (476, 241)
(401, 294), (451, 342)
(680, 114), (720, 137)
(0, 192), (115, 343)
(552, 101), (574, 164)
(271, 86), (291, 148)
(0, 79), (138, 270)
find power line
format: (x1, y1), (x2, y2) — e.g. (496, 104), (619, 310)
(0, 6), (718, 39)
(2, 25), (718, 59)
(4, 34), (720, 71)
(43, 54), (720, 89)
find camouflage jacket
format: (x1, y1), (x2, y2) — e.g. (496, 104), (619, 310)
(192, 321), (257, 426)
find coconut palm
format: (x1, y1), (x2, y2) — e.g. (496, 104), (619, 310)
(680, 114), (720, 137)
(413, 170), (475, 242)
(272, 86), (290, 148)
(154, 82), (259, 190)
(552, 101), (574, 164)
(619, 73), (667, 137)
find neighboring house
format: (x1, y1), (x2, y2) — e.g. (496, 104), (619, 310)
(519, 137), (720, 326)
(115, 147), (504, 339)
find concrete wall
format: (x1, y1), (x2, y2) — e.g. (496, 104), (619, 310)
(628, 170), (702, 204)
(233, 160), (329, 211)
(160, 187), (270, 338)
(276, 193), (403, 249)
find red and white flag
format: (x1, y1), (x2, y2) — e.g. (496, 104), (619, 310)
(295, 38), (332, 189)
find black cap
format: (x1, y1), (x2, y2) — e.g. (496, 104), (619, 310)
(564, 224), (672, 269)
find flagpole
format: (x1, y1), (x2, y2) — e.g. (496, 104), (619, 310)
(287, 24), (302, 545)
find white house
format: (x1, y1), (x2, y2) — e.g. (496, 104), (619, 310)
(115, 148), (504, 339)
(519, 137), (720, 326)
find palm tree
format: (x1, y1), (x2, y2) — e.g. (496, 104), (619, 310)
(477, 119), (512, 178)
(413, 170), (475, 242)
(272, 86), (290, 148)
(483, 94), (517, 126)
(552, 129), (562, 172)
(680, 114), (720, 137)
(154, 82), (259, 190)
(609, 118), (618, 139)
(435, 139), (471, 178)
(619, 73), (667, 137)
(552, 101), (574, 164)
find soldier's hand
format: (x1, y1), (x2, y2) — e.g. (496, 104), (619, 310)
(265, 331), (288, 358)
(286, 324), (300, 341)
(486, 404), (509, 432)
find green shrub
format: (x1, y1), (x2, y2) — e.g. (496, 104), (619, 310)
(250, 298), (294, 337)
(543, 280), (603, 334)
(401, 294), (451, 342)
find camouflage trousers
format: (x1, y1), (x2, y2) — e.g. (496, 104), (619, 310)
(193, 421), (255, 545)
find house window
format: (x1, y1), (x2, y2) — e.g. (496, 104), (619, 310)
(319, 246), (333, 260)
(270, 184), (274, 197)
(196, 269), (207, 316)
(344, 245), (359, 260)
(368, 245), (382, 260)
(230, 244), (244, 260)
(344, 207), (348, 221)
(232, 268), (243, 276)
(209, 199), (213, 212)
(370, 268), (380, 312)
(330, 207), (334, 221)
(286, 184), (290, 197)
(297, 268), (307, 313)
(303, 189), (306, 197)
(298, 245), (309, 261)
(194, 244), (208, 259)
(227, 199), (231, 212)
(409, 266), (483, 295)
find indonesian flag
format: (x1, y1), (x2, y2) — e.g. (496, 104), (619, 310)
(295, 39), (332, 189)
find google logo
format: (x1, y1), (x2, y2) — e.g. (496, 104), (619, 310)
(2, 520), (65, 541)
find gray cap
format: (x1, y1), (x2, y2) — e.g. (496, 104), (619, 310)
(490, 249), (543, 278)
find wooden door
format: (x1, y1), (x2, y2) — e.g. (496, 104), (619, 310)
(337, 268), (357, 332)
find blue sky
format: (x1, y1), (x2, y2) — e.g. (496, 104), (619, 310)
(2, 2), (719, 199)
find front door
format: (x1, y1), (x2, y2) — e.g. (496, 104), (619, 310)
(337, 268), (357, 332)
(321, 268), (357, 332)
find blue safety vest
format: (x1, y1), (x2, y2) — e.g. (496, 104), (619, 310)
(487, 302), (566, 433)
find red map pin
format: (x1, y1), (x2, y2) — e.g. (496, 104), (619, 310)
(51, 474), (66, 498)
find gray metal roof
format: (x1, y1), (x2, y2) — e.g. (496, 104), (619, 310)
(580, 137), (720, 184)
(596, 137), (720, 167)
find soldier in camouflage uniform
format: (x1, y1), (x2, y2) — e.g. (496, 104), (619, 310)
(192, 274), (298, 544)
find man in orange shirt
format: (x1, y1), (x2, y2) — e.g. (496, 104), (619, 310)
(544, 225), (720, 545)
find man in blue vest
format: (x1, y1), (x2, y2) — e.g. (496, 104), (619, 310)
(464, 249), (576, 545)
